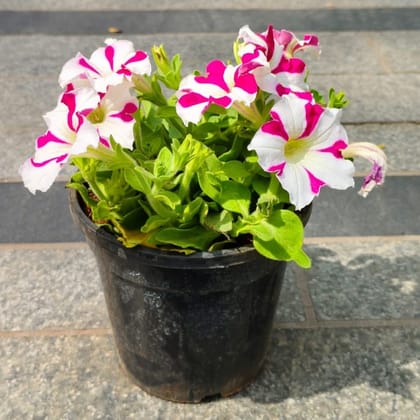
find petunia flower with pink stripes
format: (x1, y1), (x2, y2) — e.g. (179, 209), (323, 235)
(176, 59), (258, 125)
(19, 88), (101, 194)
(237, 25), (320, 97)
(80, 80), (138, 150)
(20, 80), (138, 193)
(59, 38), (152, 93)
(248, 94), (355, 210)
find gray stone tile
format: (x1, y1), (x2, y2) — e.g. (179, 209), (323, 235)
(304, 31), (386, 76)
(306, 239), (420, 320)
(368, 31), (420, 74)
(0, 247), (109, 331)
(2, 9), (420, 35)
(1, 327), (419, 418)
(0, 78), (60, 132)
(309, 31), (420, 76)
(0, 182), (84, 243)
(312, 74), (420, 123)
(4, 0), (418, 11)
(305, 176), (420, 237)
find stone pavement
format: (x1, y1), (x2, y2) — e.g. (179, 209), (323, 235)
(1, 1), (420, 418)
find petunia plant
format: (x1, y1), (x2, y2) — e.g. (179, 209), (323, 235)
(20, 25), (387, 268)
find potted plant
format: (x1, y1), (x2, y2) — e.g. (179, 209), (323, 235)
(19, 24), (387, 402)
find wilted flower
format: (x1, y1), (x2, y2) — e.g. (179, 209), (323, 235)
(341, 142), (387, 197)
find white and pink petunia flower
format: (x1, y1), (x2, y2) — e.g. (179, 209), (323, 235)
(59, 38), (152, 93)
(341, 142), (387, 197)
(176, 60), (258, 125)
(19, 89), (101, 194)
(80, 81), (138, 149)
(237, 25), (320, 96)
(248, 94), (355, 210)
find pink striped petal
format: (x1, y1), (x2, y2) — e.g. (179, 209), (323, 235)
(306, 169), (325, 194)
(317, 140), (348, 158)
(36, 130), (69, 149)
(262, 120), (289, 141)
(267, 161), (286, 175)
(300, 102), (324, 138)
(178, 91), (209, 108)
(195, 60), (230, 92)
(19, 158), (64, 194)
(275, 57), (306, 74)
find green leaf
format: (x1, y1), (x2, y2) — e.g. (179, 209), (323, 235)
(253, 236), (291, 261)
(197, 170), (221, 202)
(152, 226), (220, 250)
(192, 122), (219, 139)
(219, 135), (244, 162)
(154, 147), (173, 177)
(222, 160), (250, 180)
(218, 181), (250, 217)
(252, 209), (311, 267)
(91, 200), (116, 224)
(124, 167), (152, 195)
(293, 249), (312, 269)
(154, 190), (181, 210)
(156, 105), (178, 119)
(119, 195), (142, 214)
(120, 207), (148, 230)
(181, 197), (204, 223)
(141, 215), (171, 233)
(67, 182), (97, 208)
(204, 210), (233, 233)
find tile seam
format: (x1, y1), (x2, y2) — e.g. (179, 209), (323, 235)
(1, 318), (419, 339)
(275, 318), (420, 330)
(304, 235), (420, 244)
(291, 265), (318, 323)
(0, 328), (112, 338)
(0, 242), (88, 250)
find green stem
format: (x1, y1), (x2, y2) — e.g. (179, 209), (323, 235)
(232, 101), (264, 127)
(78, 144), (117, 161)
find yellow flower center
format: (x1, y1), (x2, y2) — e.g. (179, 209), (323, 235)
(284, 138), (310, 163)
(87, 106), (105, 124)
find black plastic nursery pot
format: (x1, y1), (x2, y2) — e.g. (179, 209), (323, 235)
(69, 189), (311, 403)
